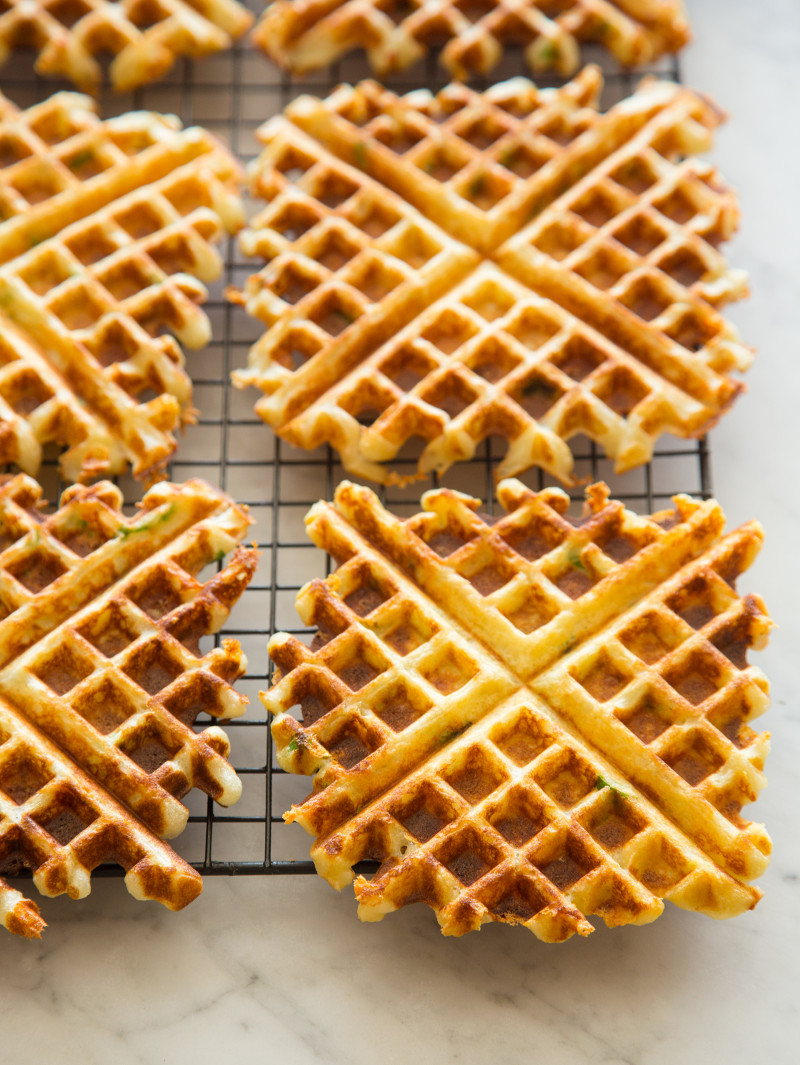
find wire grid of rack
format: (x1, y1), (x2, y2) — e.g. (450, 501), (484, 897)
(1, 1), (712, 878)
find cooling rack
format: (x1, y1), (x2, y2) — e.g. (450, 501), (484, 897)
(0, 1), (711, 879)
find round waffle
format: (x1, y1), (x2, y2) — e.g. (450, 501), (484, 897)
(0, 0), (253, 93)
(232, 72), (752, 487)
(0, 89), (244, 484)
(263, 480), (771, 941)
(254, 0), (690, 81)
(0, 473), (258, 937)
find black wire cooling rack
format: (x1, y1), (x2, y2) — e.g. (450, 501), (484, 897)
(1, 1), (712, 878)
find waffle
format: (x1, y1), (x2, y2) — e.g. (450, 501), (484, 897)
(0, 89), (244, 484)
(232, 72), (752, 487)
(253, 0), (690, 80)
(263, 480), (772, 941)
(0, 472), (258, 937)
(0, 0), (253, 93)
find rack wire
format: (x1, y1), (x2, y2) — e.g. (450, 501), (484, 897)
(0, 1), (711, 879)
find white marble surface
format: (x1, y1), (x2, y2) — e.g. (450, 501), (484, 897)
(2, 1), (799, 1061)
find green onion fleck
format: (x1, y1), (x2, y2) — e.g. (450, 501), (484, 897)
(116, 503), (176, 539)
(468, 172), (486, 199)
(539, 40), (559, 64)
(67, 148), (95, 171)
(566, 545), (587, 573)
(595, 774), (627, 796)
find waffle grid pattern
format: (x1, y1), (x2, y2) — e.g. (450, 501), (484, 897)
(0, 88), (245, 484)
(253, 0), (690, 81)
(233, 69), (751, 487)
(0, 473), (258, 931)
(263, 480), (770, 938)
(0, 1), (729, 886)
(0, 0), (254, 93)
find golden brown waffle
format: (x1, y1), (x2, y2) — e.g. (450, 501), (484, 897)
(0, 473), (258, 937)
(254, 0), (690, 80)
(263, 480), (772, 941)
(232, 72), (752, 487)
(0, 0), (253, 93)
(0, 89), (243, 484)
